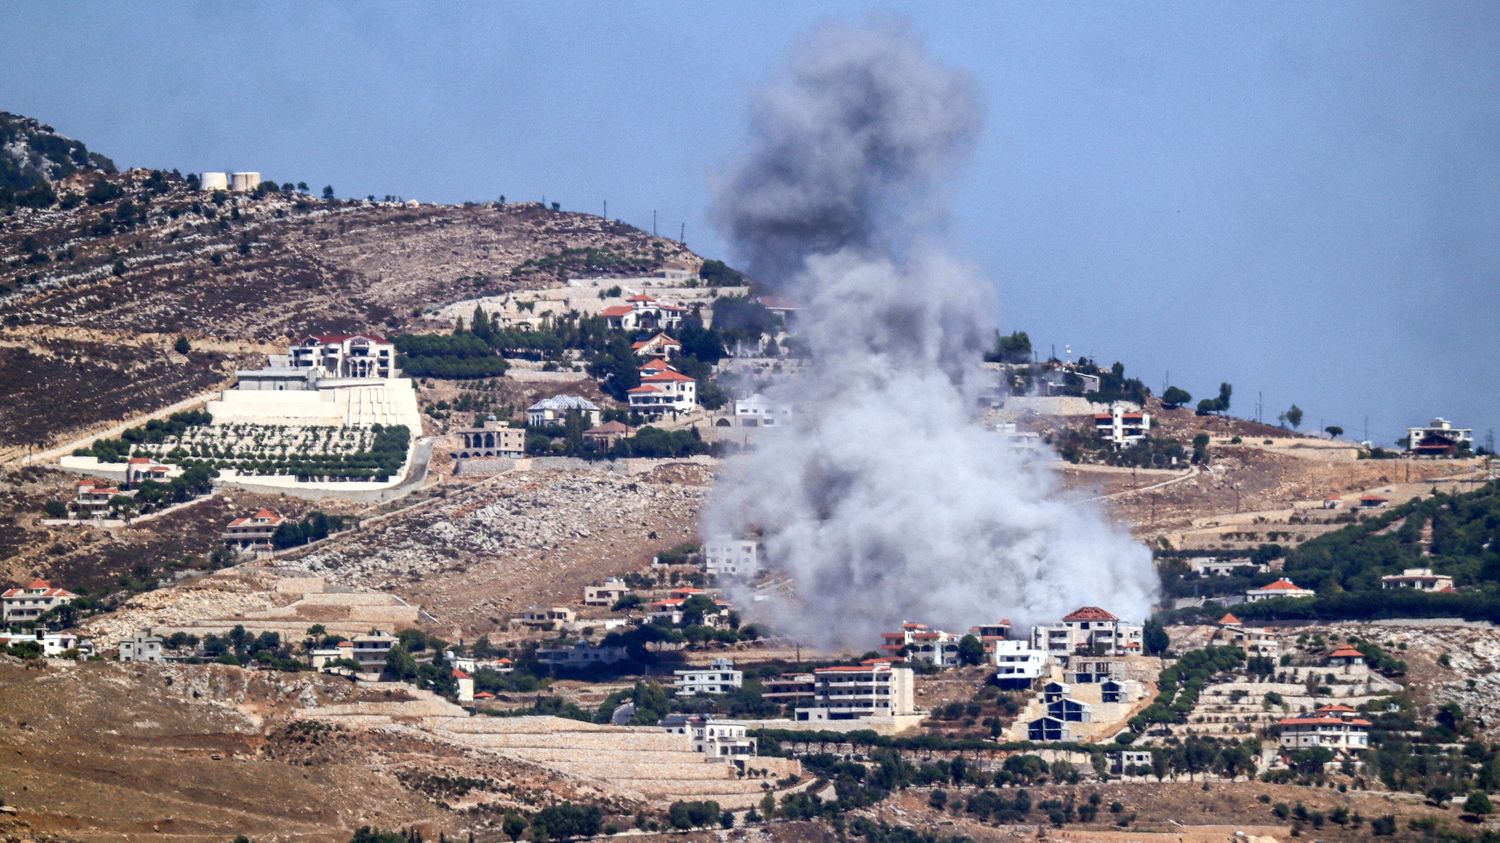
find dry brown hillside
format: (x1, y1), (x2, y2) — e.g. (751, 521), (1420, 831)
(0, 170), (699, 450)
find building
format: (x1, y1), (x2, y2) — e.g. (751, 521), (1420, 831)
(796, 660), (916, 721)
(1213, 615), (1280, 660)
(583, 421), (632, 450)
(2, 579), (79, 624)
(1093, 405), (1151, 446)
(970, 620), (1014, 660)
(125, 457), (172, 486)
(0, 629), (90, 658)
(516, 607), (576, 630)
(200, 171), (229, 191)
(1322, 496), (1343, 510)
(289, 333), (396, 379)
(1276, 707), (1372, 752)
(1027, 681), (1091, 742)
(535, 642), (628, 668)
(763, 673), (815, 707)
(880, 622), (963, 667)
(733, 394), (794, 428)
(454, 416), (525, 459)
(1066, 657), (1127, 684)
(350, 631), (397, 670)
(600, 293), (688, 332)
(526, 395), (602, 428)
(1359, 495), (1389, 509)
(1245, 578), (1316, 602)
(1381, 568), (1454, 592)
(1109, 750), (1155, 775)
(71, 481), (124, 519)
(703, 539), (761, 578)
(222, 509), (286, 553)
(631, 333), (682, 360)
(1030, 607), (1143, 659)
(118, 631), (164, 663)
(1327, 646), (1368, 676)
(994, 640), (1049, 689)
(454, 669), (475, 703)
(673, 658), (743, 696)
(1406, 418), (1473, 457)
(648, 597), (728, 628)
(689, 719), (757, 762)
(584, 578), (631, 607)
(627, 363), (698, 417)
(230, 171), (262, 192)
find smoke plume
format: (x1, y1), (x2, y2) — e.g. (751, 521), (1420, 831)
(703, 23), (1159, 647)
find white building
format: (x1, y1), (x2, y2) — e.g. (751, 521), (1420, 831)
(1381, 568), (1454, 592)
(290, 333), (396, 379)
(516, 606), (576, 630)
(72, 481), (125, 519)
(628, 363), (698, 417)
(993, 640), (1049, 689)
(880, 622), (963, 667)
(703, 539), (761, 578)
(230, 171), (262, 192)
(455, 416), (525, 459)
(118, 631), (164, 663)
(631, 333), (682, 360)
(1406, 418), (1473, 456)
(600, 293), (688, 332)
(454, 668), (475, 703)
(1245, 578), (1316, 602)
(1, 579), (78, 624)
(673, 658), (743, 696)
(1030, 607), (1143, 659)
(0, 629), (90, 658)
(733, 394), (793, 428)
(535, 642), (628, 668)
(1093, 405), (1151, 446)
(222, 509), (286, 553)
(584, 578), (631, 607)
(350, 631), (397, 670)
(125, 457), (173, 486)
(526, 395), (602, 428)
(796, 660), (916, 721)
(200, 171), (229, 191)
(1277, 707), (1371, 752)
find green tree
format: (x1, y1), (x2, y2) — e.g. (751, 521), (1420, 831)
(1161, 386), (1192, 409)
(1195, 398), (1219, 416)
(1143, 618), (1170, 656)
(1325, 425), (1344, 439)
(1216, 382), (1232, 413)
(957, 634), (985, 666)
(173, 335), (191, 354)
(322, 185), (335, 200)
(381, 645), (419, 682)
(502, 812), (528, 841)
(1465, 793), (1493, 817)
(1285, 404), (1303, 430)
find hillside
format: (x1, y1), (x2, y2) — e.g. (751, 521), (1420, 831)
(0, 111), (115, 206)
(0, 164), (700, 453)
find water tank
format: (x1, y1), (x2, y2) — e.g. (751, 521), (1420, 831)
(230, 172), (262, 192)
(200, 171), (229, 191)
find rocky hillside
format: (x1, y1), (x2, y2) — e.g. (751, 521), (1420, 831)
(0, 147), (700, 451)
(0, 111), (115, 206)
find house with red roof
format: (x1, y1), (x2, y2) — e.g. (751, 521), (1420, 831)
(1093, 404), (1151, 446)
(2, 579), (79, 624)
(628, 361), (698, 417)
(1358, 494), (1389, 509)
(289, 333), (395, 379)
(1327, 645), (1369, 676)
(797, 659), (916, 722)
(631, 332), (682, 360)
(600, 293), (688, 332)
(221, 508), (286, 553)
(1245, 578), (1316, 602)
(1030, 606), (1144, 659)
(124, 457), (173, 487)
(71, 481), (127, 519)
(454, 668), (475, 703)
(1276, 705), (1372, 751)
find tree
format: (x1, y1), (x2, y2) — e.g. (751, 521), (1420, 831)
(1161, 386), (1192, 409)
(988, 331), (1032, 364)
(501, 812), (528, 841)
(1465, 793), (1493, 818)
(1195, 398), (1219, 416)
(44, 500), (68, 519)
(1191, 433), (1210, 465)
(1143, 618), (1170, 656)
(112, 259), (126, 277)
(957, 634), (985, 666)
(322, 185), (335, 200)
(1285, 404), (1303, 430)
(1325, 425), (1343, 439)
(173, 335), (191, 354)
(1217, 382), (1232, 413)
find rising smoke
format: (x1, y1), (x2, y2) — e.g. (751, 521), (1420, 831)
(702, 23), (1159, 647)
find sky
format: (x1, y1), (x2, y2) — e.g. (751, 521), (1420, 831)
(3, 2), (1497, 446)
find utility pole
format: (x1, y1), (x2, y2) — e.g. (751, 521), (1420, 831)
(1364, 416), (1369, 444)
(679, 222), (685, 244)
(603, 199), (607, 219)
(652, 209), (657, 236)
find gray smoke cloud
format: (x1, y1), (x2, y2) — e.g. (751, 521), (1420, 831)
(703, 23), (1159, 648)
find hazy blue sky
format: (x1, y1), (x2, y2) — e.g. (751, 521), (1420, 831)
(4, 2), (1497, 446)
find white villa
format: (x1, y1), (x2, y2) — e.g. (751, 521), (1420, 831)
(526, 395), (602, 428)
(290, 333), (397, 380)
(628, 361), (698, 417)
(1, 579), (78, 624)
(222, 509), (286, 553)
(1093, 405), (1151, 446)
(732, 394), (793, 428)
(1030, 606), (1143, 659)
(1406, 418), (1472, 457)
(703, 539), (761, 578)
(1381, 568), (1454, 592)
(1277, 706), (1372, 752)
(673, 658), (744, 696)
(994, 640), (1049, 689)
(600, 293), (688, 332)
(1245, 578), (1316, 602)
(631, 333), (681, 360)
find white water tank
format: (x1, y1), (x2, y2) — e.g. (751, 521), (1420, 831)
(230, 172), (262, 192)
(200, 171), (229, 191)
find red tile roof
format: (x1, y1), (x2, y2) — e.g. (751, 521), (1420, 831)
(1316, 704), (1358, 713)
(1218, 613), (1242, 625)
(1256, 578), (1309, 591)
(627, 385), (660, 394)
(1328, 646), (1364, 659)
(643, 370), (694, 383)
(626, 294), (657, 303)
(600, 305), (633, 317)
(1062, 606), (1119, 622)
(1278, 716), (1372, 728)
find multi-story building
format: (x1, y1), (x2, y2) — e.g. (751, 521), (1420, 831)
(628, 363), (698, 417)
(350, 631), (397, 670)
(290, 333), (396, 379)
(0, 629), (91, 658)
(515, 607), (576, 631)
(762, 673), (816, 707)
(673, 658), (743, 696)
(454, 416), (525, 459)
(526, 395), (602, 428)
(1030, 606), (1143, 659)
(125, 457), (172, 486)
(1276, 706), (1371, 752)
(535, 642), (628, 668)
(1406, 418), (1472, 457)
(970, 620), (1013, 660)
(1, 579), (78, 624)
(661, 715), (759, 763)
(584, 578), (631, 607)
(1026, 681), (1092, 742)
(1212, 614), (1280, 660)
(72, 481), (124, 519)
(222, 509), (286, 553)
(1093, 405), (1151, 446)
(796, 660), (916, 722)
(631, 332), (681, 360)
(1380, 568), (1455, 592)
(118, 631), (164, 663)
(600, 293), (688, 332)
(703, 539), (761, 578)
(733, 394), (794, 428)
(994, 640), (1049, 689)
